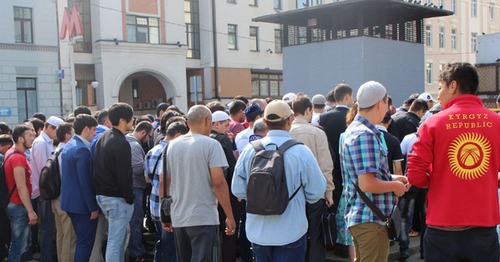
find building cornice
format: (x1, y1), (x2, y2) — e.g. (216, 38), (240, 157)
(0, 43), (58, 52)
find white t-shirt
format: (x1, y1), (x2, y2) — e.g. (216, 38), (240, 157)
(235, 128), (254, 154)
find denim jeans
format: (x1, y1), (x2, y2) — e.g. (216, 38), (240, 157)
(96, 195), (133, 262)
(153, 220), (176, 262)
(6, 202), (30, 262)
(398, 192), (416, 256)
(129, 188), (146, 258)
(424, 226), (499, 262)
(39, 198), (56, 261)
(252, 234), (307, 262)
(173, 225), (220, 262)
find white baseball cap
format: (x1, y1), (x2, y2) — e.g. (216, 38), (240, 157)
(212, 111), (231, 123)
(418, 92), (437, 103)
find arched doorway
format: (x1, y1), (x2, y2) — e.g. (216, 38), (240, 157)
(118, 72), (173, 115)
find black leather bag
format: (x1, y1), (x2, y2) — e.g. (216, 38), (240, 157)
(160, 144), (172, 224)
(321, 209), (337, 247)
(353, 183), (402, 241)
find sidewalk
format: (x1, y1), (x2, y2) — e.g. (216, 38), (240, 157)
(326, 236), (422, 262)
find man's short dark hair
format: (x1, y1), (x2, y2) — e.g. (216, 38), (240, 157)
(167, 105), (183, 115)
(74, 114), (98, 135)
(156, 103), (169, 117)
(229, 100), (246, 116)
(0, 122), (10, 135)
(56, 123), (74, 142)
(0, 134), (14, 147)
(265, 118), (289, 130)
(206, 101), (227, 113)
(234, 95), (249, 105)
(135, 121), (153, 134)
(334, 84), (353, 102)
(496, 94), (500, 105)
(410, 99), (429, 113)
(96, 109), (109, 125)
(109, 103), (134, 126)
(387, 96), (393, 107)
(292, 93), (312, 116)
(74, 105), (92, 117)
(30, 118), (44, 133)
(439, 63), (479, 95)
(160, 110), (183, 132)
(12, 124), (33, 143)
(135, 116), (151, 125)
(326, 89), (336, 103)
(166, 116), (187, 130)
(32, 112), (46, 122)
(166, 122), (189, 137)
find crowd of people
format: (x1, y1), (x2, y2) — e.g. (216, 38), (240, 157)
(0, 62), (499, 262)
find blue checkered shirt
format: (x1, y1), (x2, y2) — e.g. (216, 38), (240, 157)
(340, 115), (395, 228)
(144, 140), (167, 221)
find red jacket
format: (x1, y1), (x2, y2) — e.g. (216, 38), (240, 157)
(408, 95), (500, 227)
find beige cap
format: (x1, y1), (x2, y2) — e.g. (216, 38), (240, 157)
(312, 94), (326, 105)
(264, 100), (293, 123)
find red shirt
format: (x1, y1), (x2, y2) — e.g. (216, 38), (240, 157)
(228, 119), (245, 137)
(408, 95), (500, 227)
(4, 147), (32, 205)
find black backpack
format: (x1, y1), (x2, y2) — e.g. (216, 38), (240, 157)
(39, 148), (63, 200)
(246, 139), (303, 215)
(0, 151), (22, 208)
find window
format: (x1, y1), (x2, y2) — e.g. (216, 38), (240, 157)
(471, 32), (478, 52)
(471, 0), (477, 17)
(185, 0), (200, 59)
(132, 79), (139, 99)
(227, 0), (236, 3)
(490, 5), (495, 20)
(126, 15), (159, 44)
(251, 73), (283, 97)
(439, 63), (446, 73)
(249, 0), (258, 6)
(439, 27), (445, 48)
(14, 7), (33, 43)
(298, 26), (307, 44)
(451, 0), (456, 12)
(425, 63), (433, 84)
(250, 26), (259, 51)
(228, 24), (238, 49)
(69, 0), (92, 52)
(425, 25), (432, 47)
(451, 29), (457, 50)
(274, 0), (282, 10)
(16, 78), (37, 123)
(274, 28), (282, 53)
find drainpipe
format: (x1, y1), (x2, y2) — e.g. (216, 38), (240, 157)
(211, 0), (220, 100)
(55, 0), (64, 116)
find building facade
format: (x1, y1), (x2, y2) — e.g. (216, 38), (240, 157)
(424, 0), (500, 98)
(0, 0), (61, 126)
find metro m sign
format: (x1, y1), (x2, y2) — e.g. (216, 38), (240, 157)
(59, 3), (83, 40)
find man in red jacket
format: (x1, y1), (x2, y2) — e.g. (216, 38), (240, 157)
(407, 63), (500, 262)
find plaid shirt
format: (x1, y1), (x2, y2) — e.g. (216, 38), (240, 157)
(340, 115), (395, 228)
(144, 140), (167, 221)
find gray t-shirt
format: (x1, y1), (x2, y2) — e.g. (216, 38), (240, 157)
(164, 133), (228, 227)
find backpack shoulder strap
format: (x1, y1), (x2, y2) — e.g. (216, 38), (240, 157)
(161, 143), (170, 198)
(250, 140), (265, 152)
(277, 139), (303, 155)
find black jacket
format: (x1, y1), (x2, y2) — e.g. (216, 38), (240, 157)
(93, 127), (134, 204)
(319, 106), (349, 162)
(390, 111), (421, 142)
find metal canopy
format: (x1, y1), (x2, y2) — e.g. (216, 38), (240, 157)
(253, 0), (453, 28)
